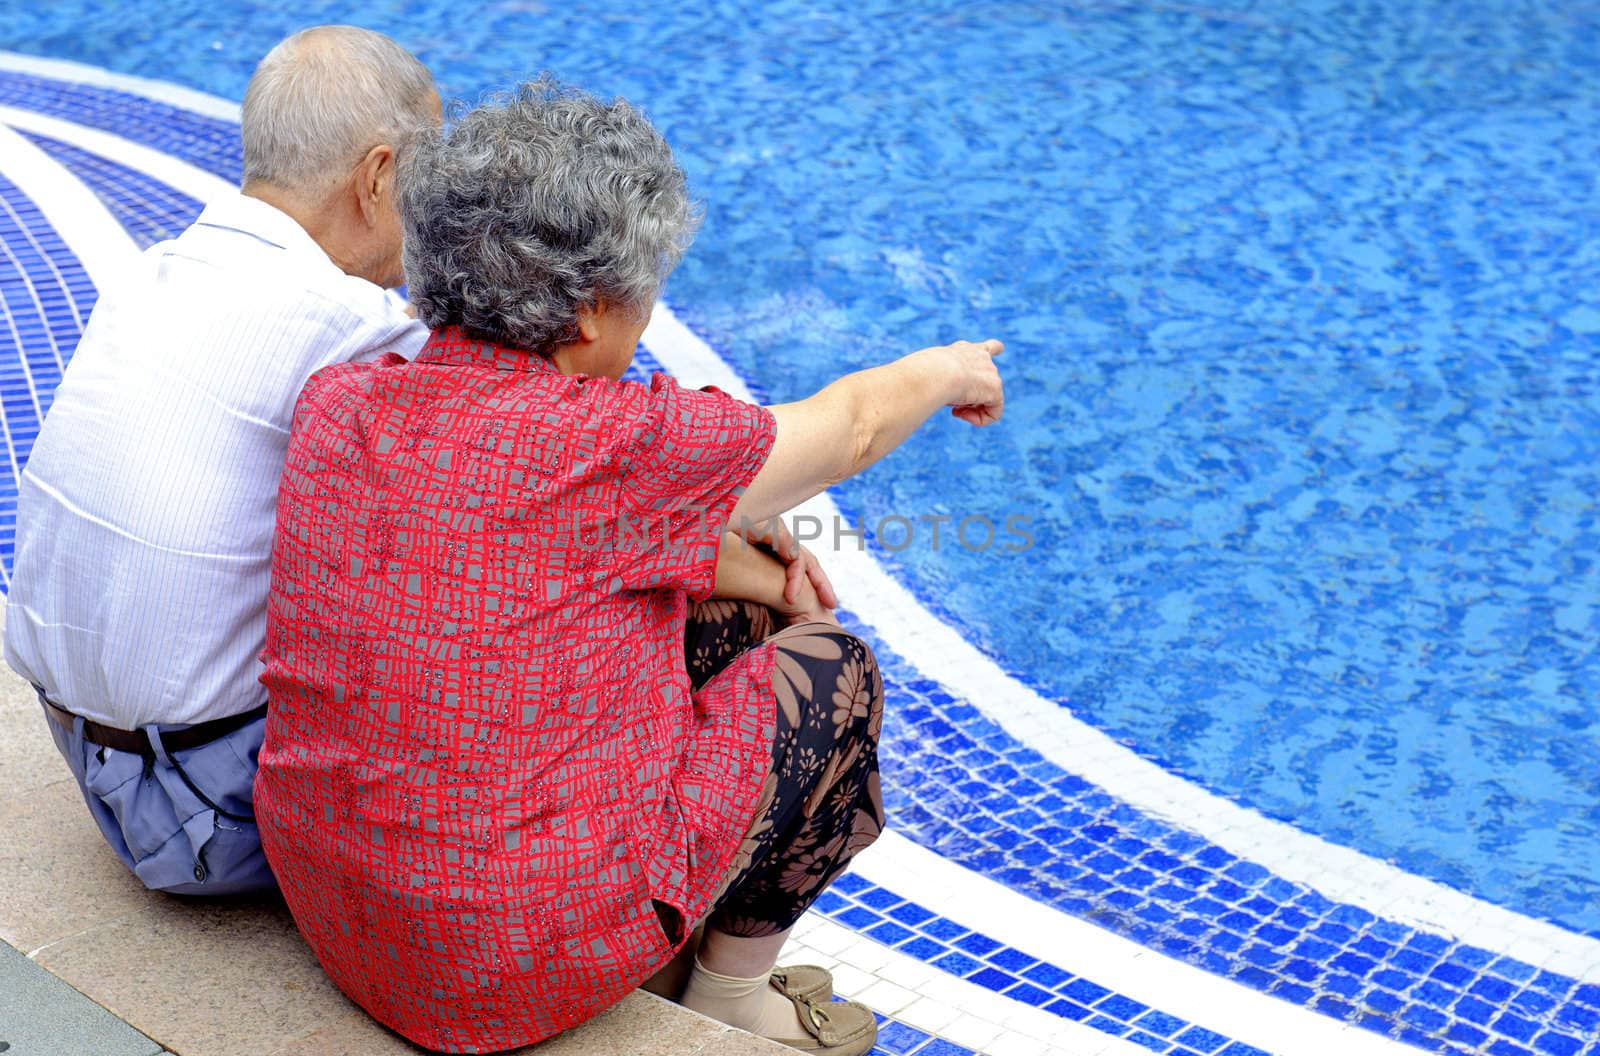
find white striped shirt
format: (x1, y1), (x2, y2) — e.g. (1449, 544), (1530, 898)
(4, 191), (427, 727)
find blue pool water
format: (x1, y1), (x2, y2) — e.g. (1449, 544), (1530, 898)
(2, 0), (1597, 943)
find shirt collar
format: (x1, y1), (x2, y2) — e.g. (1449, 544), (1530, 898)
(415, 325), (564, 374)
(190, 191), (339, 268)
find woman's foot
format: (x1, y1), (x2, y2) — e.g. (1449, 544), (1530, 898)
(682, 959), (875, 1054)
(770, 964), (832, 1004)
(761, 979), (875, 1055)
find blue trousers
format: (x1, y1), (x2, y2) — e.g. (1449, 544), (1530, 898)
(43, 700), (277, 895)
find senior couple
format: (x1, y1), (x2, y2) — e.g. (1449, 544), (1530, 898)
(5, 25), (1004, 1056)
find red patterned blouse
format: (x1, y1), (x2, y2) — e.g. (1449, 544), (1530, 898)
(254, 326), (777, 1052)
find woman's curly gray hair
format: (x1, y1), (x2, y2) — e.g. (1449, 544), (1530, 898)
(399, 78), (698, 353)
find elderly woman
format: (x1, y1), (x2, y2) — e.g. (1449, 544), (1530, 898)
(254, 80), (1003, 1055)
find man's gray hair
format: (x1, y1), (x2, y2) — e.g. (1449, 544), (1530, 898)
(399, 78), (698, 354)
(242, 25), (436, 194)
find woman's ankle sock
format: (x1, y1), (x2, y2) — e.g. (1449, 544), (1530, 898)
(681, 958), (809, 1038)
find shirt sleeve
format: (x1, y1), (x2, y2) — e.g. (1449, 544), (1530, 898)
(608, 372), (776, 600)
(335, 283), (429, 365)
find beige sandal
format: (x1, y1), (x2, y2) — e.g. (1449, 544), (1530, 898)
(770, 964), (833, 1004)
(762, 976), (876, 1056)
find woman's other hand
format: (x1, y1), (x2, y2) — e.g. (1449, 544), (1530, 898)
(773, 557), (839, 627)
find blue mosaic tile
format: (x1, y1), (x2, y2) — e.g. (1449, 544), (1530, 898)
(911, 1041), (976, 1056)
(1392, 947), (1443, 974)
(931, 951), (982, 977)
(810, 890), (848, 915)
(1569, 984), (1600, 1009)
(1270, 981), (1314, 1005)
(887, 902), (936, 927)
(917, 918), (967, 943)
(1401, 1004), (1450, 1033)
(1217, 1043), (1273, 1056)
(872, 1019), (931, 1055)
(1531, 971), (1575, 998)
(829, 872), (869, 895)
(1314, 995), (1357, 1021)
(1125, 1030), (1168, 1052)
(1411, 980), (1458, 1010)
(898, 937), (943, 961)
(1095, 994), (1150, 1021)
(1552, 1003), (1598, 1034)
(1061, 978), (1112, 1005)
(836, 906), (882, 930)
(1365, 989), (1404, 1014)
(1492, 1011), (1541, 1043)
(1086, 1013), (1129, 1035)
(1022, 962), (1071, 989)
(1487, 1042), (1536, 1056)
(1473, 976), (1519, 1003)
(965, 967), (1014, 993)
(1494, 959), (1542, 984)
(1044, 997), (1093, 1021)
(1134, 1009), (1187, 1037)
(1531, 1033), (1584, 1056)
(1512, 989), (1559, 1016)
(1002, 981), (1053, 1007)
(865, 920), (915, 946)
(1430, 961), (1475, 986)
(1446, 1022), (1490, 1047)
(953, 932), (1000, 957)
(978, 947), (1030, 973)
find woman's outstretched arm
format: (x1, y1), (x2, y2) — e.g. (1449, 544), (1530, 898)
(729, 339), (1004, 527)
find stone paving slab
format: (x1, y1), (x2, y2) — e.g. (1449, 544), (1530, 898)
(0, 602), (787, 1056)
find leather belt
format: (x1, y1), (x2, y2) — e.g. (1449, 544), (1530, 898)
(42, 698), (268, 758)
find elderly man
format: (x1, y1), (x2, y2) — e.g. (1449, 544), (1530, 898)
(3, 25), (440, 895)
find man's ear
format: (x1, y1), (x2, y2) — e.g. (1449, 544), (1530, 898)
(353, 144), (395, 226)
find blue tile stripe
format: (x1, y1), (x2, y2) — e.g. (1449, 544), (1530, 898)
(3, 69), (1600, 1056)
(19, 130), (202, 248)
(0, 167), (94, 585)
(815, 870), (1264, 1056)
(0, 70), (242, 184)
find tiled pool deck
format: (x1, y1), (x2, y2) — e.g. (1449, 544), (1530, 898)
(1, 52), (1597, 1056)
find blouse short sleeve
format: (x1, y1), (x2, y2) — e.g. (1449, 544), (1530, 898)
(608, 372), (775, 599)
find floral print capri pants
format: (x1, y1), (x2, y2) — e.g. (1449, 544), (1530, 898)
(684, 600), (886, 938)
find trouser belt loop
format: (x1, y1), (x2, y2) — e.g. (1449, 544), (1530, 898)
(143, 725), (175, 768)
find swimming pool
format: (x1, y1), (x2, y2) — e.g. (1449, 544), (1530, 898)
(1, 2), (1597, 1054)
